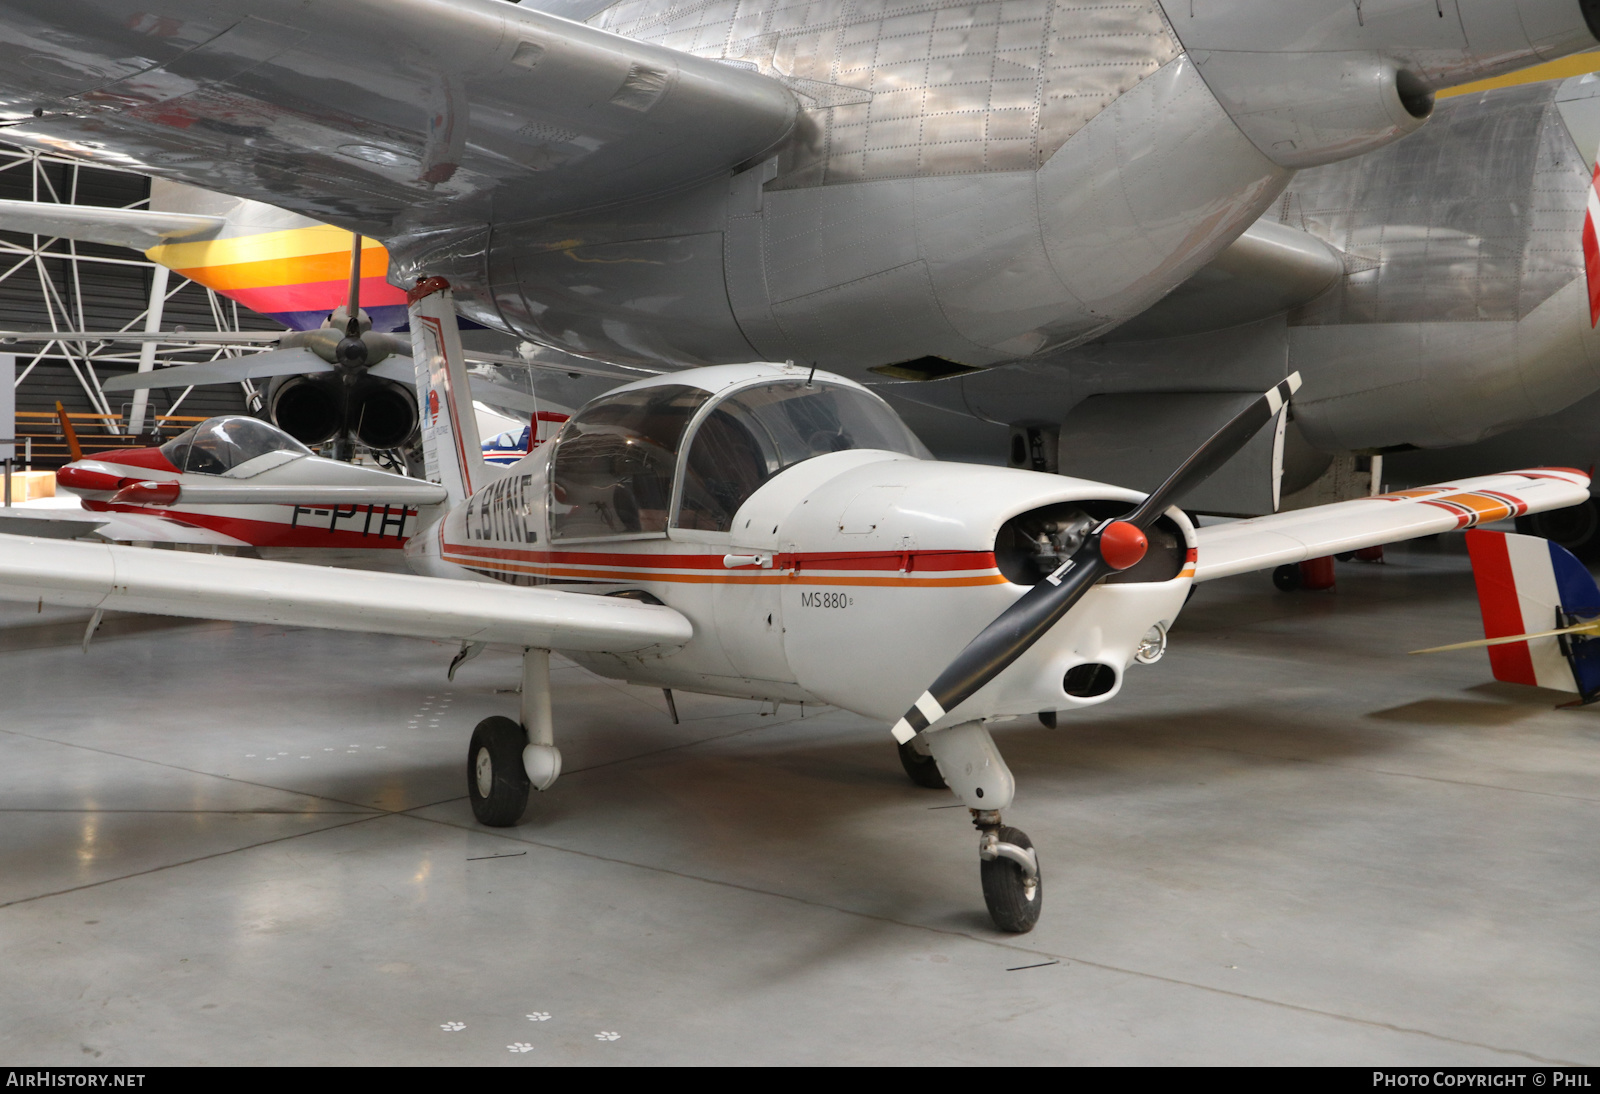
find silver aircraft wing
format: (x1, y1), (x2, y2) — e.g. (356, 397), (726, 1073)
(0, 0), (797, 236)
(0, 198), (223, 250)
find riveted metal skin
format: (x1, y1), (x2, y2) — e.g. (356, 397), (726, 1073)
(590, 0), (1180, 186)
(895, 75), (1600, 466)
(0, 0), (1591, 376)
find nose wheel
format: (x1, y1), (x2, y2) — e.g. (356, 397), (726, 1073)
(467, 716), (530, 826)
(977, 818), (1042, 933)
(897, 736), (947, 788)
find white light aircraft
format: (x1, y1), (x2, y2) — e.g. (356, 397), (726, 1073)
(0, 282), (1587, 932)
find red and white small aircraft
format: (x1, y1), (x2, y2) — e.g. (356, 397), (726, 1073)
(38, 418), (443, 554)
(0, 278), (1586, 933)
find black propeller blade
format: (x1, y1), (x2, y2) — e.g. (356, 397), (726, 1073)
(334, 231), (369, 371)
(890, 372), (1301, 744)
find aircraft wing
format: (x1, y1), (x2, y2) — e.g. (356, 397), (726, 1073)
(1193, 470), (1591, 582)
(0, 503), (250, 546)
(0, 533), (693, 654)
(0, 331), (281, 346)
(0, 0), (797, 235)
(0, 198), (223, 250)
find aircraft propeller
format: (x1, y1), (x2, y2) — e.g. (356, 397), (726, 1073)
(333, 232), (370, 374)
(890, 372), (1302, 745)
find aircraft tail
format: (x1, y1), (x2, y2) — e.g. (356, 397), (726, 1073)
(407, 278), (489, 506)
(1464, 529), (1600, 695)
(147, 179), (409, 332)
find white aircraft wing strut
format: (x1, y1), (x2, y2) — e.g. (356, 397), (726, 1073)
(0, 534), (692, 654)
(1193, 470), (1591, 582)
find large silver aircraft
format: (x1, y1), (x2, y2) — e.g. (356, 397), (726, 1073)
(891, 70), (1600, 514)
(0, 0), (1591, 391)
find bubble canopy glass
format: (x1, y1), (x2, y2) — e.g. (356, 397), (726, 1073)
(548, 377), (925, 540)
(160, 415), (312, 475)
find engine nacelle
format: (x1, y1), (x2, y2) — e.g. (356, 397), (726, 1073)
(770, 459), (1197, 724)
(348, 377), (418, 451)
(266, 374), (418, 450)
(1190, 52), (1432, 168)
(1167, 0), (1599, 168)
(268, 375), (342, 447)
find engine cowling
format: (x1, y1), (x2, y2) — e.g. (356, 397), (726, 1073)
(348, 377), (418, 451)
(1166, 0), (1600, 168)
(268, 375), (343, 447)
(266, 374), (418, 450)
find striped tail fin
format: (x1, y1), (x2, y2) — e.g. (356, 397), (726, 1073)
(1585, 159), (1600, 328)
(407, 277), (489, 506)
(1464, 529), (1600, 694)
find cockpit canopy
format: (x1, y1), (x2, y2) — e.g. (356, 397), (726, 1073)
(549, 377), (926, 540)
(160, 416), (312, 476)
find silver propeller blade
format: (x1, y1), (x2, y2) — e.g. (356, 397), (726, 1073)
(101, 347), (335, 392)
(366, 356), (417, 385)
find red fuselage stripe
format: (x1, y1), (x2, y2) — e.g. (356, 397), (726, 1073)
(443, 554), (1010, 587)
(441, 541), (998, 572)
(85, 500), (410, 549)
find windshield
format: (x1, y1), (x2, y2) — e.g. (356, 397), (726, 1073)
(548, 384), (710, 540)
(677, 381), (926, 532)
(159, 416), (312, 475)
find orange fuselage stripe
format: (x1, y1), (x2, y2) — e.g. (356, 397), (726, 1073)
(172, 246), (391, 292)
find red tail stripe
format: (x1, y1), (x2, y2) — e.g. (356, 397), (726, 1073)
(1584, 197), (1600, 328)
(1464, 530), (1537, 686)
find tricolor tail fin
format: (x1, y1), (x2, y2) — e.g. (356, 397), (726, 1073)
(407, 278), (490, 507)
(1464, 529), (1600, 695)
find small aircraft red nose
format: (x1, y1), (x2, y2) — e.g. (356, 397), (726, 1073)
(55, 465), (128, 492)
(1099, 520), (1148, 570)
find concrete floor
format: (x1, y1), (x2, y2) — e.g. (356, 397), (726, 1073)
(1, 537), (1596, 1065)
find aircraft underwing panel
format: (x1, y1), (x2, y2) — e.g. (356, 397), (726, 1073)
(0, 0), (797, 236)
(589, 0), (1179, 188)
(507, 233), (758, 366)
(768, 260), (992, 370)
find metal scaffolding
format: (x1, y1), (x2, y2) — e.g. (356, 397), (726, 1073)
(0, 143), (274, 464)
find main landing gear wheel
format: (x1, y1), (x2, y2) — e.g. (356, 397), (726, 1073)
(1272, 563), (1302, 592)
(468, 716), (530, 827)
(897, 736), (947, 788)
(980, 825), (1042, 933)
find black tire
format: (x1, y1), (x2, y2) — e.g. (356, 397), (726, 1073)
(467, 716), (530, 827)
(897, 737), (947, 789)
(1272, 563), (1303, 592)
(1334, 551), (1355, 562)
(981, 826), (1042, 934)
(1518, 498), (1600, 562)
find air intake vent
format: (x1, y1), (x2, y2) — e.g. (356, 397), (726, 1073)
(868, 356), (984, 382)
(1063, 663), (1116, 698)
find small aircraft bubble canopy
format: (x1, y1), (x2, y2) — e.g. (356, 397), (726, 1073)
(160, 415), (313, 476)
(550, 364), (927, 540)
